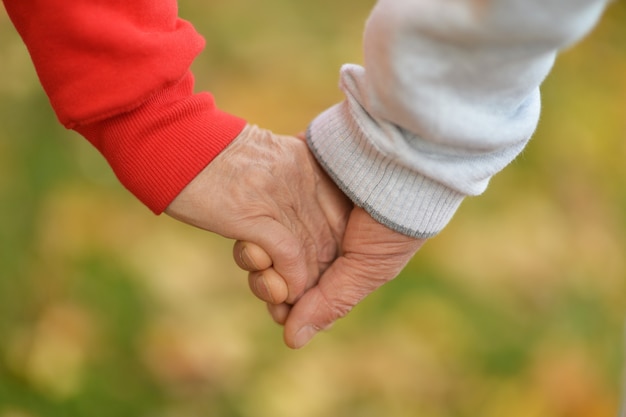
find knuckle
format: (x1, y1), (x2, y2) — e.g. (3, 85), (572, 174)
(274, 237), (305, 267)
(318, 280), (364, 322)
(347, 252), (410, 284)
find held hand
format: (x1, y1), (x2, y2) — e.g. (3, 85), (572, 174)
(165, 124), (351, 304)
(240, 206), (426, 349)
(283, 207), (426, 348)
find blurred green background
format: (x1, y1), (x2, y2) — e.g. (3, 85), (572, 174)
(0, 1), (625, 416)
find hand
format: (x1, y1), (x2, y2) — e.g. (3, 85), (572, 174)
(240, 206), (427, 349)
(165, 124), (351, 304)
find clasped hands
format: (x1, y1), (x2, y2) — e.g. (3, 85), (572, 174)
(166, 125), (426, 349)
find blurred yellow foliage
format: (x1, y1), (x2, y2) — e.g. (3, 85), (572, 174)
(0, 1), (624, 416)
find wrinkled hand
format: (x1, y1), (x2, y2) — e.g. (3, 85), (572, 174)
(166, 124), (351, 304)
(241, 206), (427, 349)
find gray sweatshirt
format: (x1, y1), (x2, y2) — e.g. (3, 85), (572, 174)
(307, 0), (610, 238)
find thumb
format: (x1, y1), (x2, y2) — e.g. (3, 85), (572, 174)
(283, 255), (382, 349)
(283, 207), (426, 349)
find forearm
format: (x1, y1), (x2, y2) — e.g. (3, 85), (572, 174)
(308, 0), (609, 238)
(2, 0), (246, 212)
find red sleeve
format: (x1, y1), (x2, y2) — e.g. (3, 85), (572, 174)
(2, 0), (247, 213)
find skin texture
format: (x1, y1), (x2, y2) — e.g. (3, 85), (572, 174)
(167, 123), (425, 349)
(166, 124), (352, 304)
(239, 206), (427, 349)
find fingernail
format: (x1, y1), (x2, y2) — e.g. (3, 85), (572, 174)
(256, 274), (274, 304)
(240, 246), (254, 270)
(293, 325), (317, 349)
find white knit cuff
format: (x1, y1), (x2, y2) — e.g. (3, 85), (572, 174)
(307, 101), (466, 239)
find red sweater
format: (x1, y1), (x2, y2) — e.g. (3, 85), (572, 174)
(2, 0), (247, 213)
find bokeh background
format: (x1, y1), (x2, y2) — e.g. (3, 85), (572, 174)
(0, 1), (625, 416)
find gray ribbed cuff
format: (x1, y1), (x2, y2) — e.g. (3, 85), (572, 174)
(307, 101), (465, 239)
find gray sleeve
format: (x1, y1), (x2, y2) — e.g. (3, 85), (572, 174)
(307, 0), (608, 238)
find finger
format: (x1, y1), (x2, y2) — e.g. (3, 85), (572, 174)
(302, 130), (352, 243)
(233, 241), (273, 271)
(275, 135), (344, 290)
(283, 140), (340, 289)
(248, 268), (289, 304)
(267, 303), (291, 325)
(282, 207), (426, 349)
(313, 168), (352, 245)
(282, 256), (377, 349)
(236, 234), (314, 305)
(241, 218), (310, 302)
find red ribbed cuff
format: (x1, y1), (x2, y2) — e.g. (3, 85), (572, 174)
(75, 72), (247, 213)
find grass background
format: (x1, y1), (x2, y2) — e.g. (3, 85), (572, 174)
(0, 1), (625, 416)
